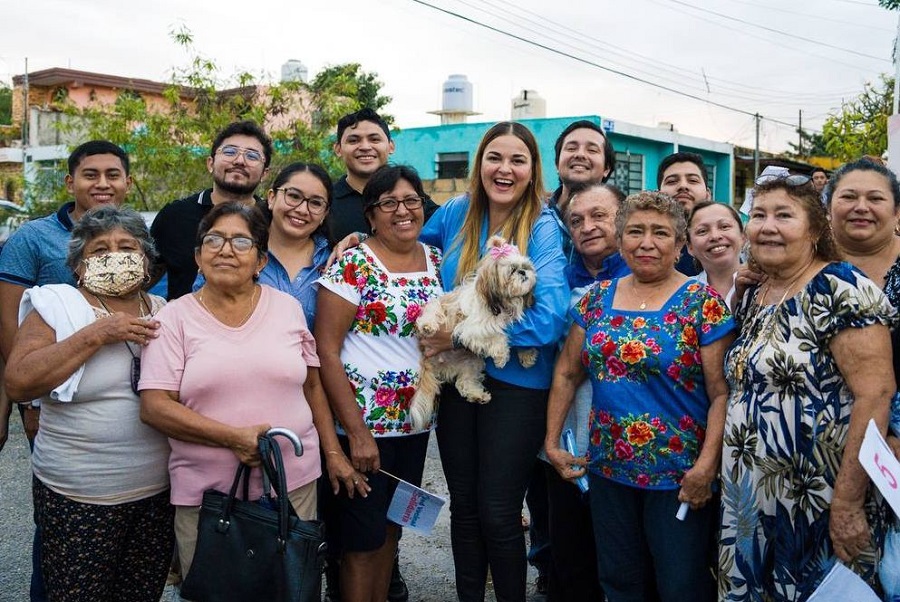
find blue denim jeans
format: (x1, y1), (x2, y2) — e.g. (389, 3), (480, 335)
(436, 377), (547, 602)
(20, 404), (47, 602)
(588, 474), (716, 602)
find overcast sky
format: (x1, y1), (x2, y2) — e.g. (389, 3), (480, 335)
(2, 0), (896, 153)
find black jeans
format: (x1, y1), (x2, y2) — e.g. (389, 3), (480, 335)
(543, 461), (603, 602)
(436, 377), (547, 602)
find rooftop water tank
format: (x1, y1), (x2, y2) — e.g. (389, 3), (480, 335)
(281, 60), (308, 83)
(511, 90), (546, 120)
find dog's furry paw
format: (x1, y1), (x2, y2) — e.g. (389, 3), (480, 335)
(518, 348), (538, 368)
(492, 348), (510, 368)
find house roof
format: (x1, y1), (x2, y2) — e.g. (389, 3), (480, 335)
(12, 67), (195, 98)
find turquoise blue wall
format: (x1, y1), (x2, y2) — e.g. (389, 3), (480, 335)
(391, 116), (733, 203)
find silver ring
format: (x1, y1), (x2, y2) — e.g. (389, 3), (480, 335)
(352, 479), (359, 485)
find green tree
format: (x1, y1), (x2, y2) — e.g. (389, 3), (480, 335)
(0, 84), (11, 125)
(821, 74), (894, 163)
(786, 128), (829, 159)
(44, 27), (392, 212)
(879, 0), (899, 9)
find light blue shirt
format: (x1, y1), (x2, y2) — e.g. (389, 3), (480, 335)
(419, 194), (569, 389)
(192, 234), (331, 325)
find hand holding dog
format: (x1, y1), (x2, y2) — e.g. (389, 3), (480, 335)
(420, 325), (454, 359)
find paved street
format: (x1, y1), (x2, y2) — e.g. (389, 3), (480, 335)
(0, 418), (542, 602)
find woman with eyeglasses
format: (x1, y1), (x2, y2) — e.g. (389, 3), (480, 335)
(4, 206), (172, 601)
(718, 173), (896, 600)
(316, 165), (444, 602)
(140, 202), (343, 587)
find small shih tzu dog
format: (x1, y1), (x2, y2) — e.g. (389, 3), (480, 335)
(410, 236), (537, 429)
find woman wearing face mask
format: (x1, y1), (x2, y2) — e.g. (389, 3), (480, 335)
(4, 206), (172, 602)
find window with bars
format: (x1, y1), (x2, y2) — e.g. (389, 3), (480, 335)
(610, 152), (644, 195)
(436, 152), (469, 179)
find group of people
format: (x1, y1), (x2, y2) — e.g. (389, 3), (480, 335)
(0, 107), (898, 602)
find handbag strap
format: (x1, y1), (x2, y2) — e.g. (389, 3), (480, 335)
(258, 434), (291, 549)
(219, 462), (252, 528)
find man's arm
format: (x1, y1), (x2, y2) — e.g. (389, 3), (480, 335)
(0, 281), (27, 451)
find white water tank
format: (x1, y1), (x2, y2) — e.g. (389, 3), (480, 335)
(281, 60), (308, 83)
(429, 74), (479, 125)
(442, 75), (474, 113)
(511, 90), (546, 120)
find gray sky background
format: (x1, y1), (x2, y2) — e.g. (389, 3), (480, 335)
(2, 0), (896, 152)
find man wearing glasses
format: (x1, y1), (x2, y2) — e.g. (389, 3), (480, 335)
(151, 121), (272, 299)
(331, 109), (439, 242)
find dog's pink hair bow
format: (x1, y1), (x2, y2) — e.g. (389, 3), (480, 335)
(489, 243), (518, 260)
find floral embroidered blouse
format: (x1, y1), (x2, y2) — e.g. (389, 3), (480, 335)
(318, 242), (443, 436)
(573, 278), (734, 489)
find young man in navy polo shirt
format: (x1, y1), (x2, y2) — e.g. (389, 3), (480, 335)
(0, 140), (131, 602)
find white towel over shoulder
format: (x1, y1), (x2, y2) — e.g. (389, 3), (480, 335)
(19, 284), (96, 402)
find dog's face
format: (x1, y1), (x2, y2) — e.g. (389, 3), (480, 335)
(475, 238), (537, 315)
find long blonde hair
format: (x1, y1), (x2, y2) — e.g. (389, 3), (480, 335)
(452, 121), (545, 284)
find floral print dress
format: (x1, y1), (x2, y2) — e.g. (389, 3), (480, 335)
(318, 242), (443, 436)
(573, 279), (734, 489)
(719, 262), (896, 601)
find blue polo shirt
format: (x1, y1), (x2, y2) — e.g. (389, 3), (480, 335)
(0, 202), (77, 288)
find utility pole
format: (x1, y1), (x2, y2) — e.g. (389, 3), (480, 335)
(894, 12), (900, 115)
(798, 110), (803, 157)
(754, 113), (760, 178)
(22, 58), (29, 206)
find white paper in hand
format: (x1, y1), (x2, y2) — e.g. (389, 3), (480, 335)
(387, 479), (446, 536)
(859, 419), (900, 518)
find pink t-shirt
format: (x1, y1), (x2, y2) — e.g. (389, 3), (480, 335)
(139, 285), (321, 506)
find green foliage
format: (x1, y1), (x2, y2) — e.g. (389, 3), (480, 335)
(786, 128), (829, 159)
(879, 0), (900, 9)
(821, 74), (894, 163)
(0, 84), (11, 125)
(49, 26), (393, 211)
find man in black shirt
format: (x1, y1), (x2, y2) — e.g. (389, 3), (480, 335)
(331, 109), (438, 243)
(151, 121), (272, 299)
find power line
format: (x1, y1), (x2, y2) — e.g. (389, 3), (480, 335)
(715, 0), (894, 32)
(410, 0), (816, 132)
(663, 0), (889, 63)
(479, 0), (859, 103)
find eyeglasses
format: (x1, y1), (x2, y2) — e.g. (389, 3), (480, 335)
(754, 173), (812, 187)
(216, 145), (264, 164)
(276, 188), (329, 214)
(201, 234), (256, 254)
(370, 196), (425, 213)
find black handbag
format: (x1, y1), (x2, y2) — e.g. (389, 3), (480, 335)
(180, 432), (326, 602)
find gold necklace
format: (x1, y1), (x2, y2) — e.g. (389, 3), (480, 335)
(90, 291), (149, 318)
(630, 277), (665, 310)
(197, 285), (259, 327)
(731, 259), (815, 383)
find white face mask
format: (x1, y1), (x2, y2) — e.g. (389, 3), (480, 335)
(80, 251), (146, 296)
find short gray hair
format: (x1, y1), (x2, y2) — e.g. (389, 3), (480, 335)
(66, 206), (157, 272)
(614, 191), (687, 244)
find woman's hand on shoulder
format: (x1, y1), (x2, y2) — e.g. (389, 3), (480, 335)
(829, 499), (871, 562)
(325, 232), (365, 268)
(325, 450), (371, 499)
(90, 313), (160, 346)
(678, 463), (716, 509)
(227, 423), (272, 466)
(546, 445), (587, 483)
(732, 264), (767, 311)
